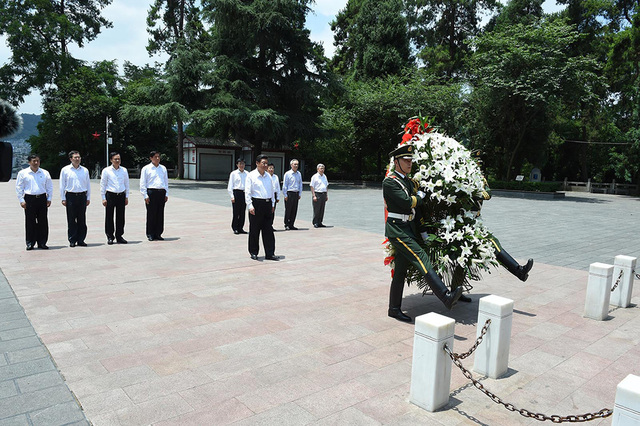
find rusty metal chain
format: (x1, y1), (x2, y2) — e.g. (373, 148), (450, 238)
(443, 344), (613, 422)
(453, 319), (491, 361)
(611, 269), (624, 292)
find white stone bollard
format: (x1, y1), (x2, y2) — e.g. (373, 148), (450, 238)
(612, 374), (640, 425)
(584, 263), (613, 321)
(611, 255), (637, 308)
(473, 295), (514, 379)
(410, 312), (455, 412)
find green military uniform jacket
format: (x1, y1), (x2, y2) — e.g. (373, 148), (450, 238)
(383, 171), (423, 239)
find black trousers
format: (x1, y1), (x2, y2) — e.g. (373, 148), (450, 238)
(388, 231), (434, 309)
(105, 191), (126, 239)
(24, 194), (48, 246)
(65, 191), (87, 244)
(231, 189), (246, 232)
(146, 188), (166, 238)
(284, 191), (299, 227)
(271, 200), (278, 226)
(312, 192), (327, 226)
(249, 198), (275, 257)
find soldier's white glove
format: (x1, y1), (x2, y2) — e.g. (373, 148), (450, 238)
(420, 231), (429, 240)
(416, 190), (426, 199)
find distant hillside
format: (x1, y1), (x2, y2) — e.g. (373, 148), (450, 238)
(5, 114), (40, 141)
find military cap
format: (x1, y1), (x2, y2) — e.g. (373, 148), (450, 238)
(389, 144), (415, 159)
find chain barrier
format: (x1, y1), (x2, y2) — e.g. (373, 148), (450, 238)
(452, 319), (491, 361)
(611, 269), (624, 292)
(443, 325), (613, 422)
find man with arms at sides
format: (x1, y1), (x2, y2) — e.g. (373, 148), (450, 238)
(282, 158), (302, 230)
(100, 151), (130, 245)
(384, 144), (462, 322)
(16, 154), (53, 250)
(140, 151), (169, 241)
(227, 158), (248, 234)
(60, 150), (91, 247)
(310, 163), (329, 228)
(245, 154), (279, 261)
(268, 163), (281, 227)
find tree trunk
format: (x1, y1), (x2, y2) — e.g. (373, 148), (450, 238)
(177, 117), (184, 179)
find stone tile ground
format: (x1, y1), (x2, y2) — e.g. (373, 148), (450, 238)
(0, 180), (639, 425)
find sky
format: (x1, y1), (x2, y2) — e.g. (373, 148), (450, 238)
(1, 0), (562, 115)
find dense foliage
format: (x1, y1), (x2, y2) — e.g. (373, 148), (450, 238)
(0, 0), (638, 186)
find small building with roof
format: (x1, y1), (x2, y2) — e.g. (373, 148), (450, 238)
(182, 135), (292, 180)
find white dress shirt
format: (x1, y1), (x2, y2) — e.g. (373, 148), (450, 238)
(271, 174), (281, 201)
(310, 173), (329, 193)
(282, 169), (303, 198)
(227, 169), (247, 200)
(59, 164), (91, 201)
(15, 167), (53, 203)
(140, 163), (169, 198)
(100, 165), (130, 200)
(244, 169), (275, 210)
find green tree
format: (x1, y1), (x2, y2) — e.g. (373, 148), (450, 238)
(136, 0), (207, 178)
(405, 0), (500, 79)
(331, 0), (411, 80)
(28, 61), (120, 176)
(193, 0), (328, 154)
(468, 20), (603, 180)
(319, 70), (466, 178)
(118, 62), (178, 170)
(0, 0), (113, 104)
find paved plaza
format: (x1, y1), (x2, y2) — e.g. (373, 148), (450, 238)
(1, 179), (639, 425)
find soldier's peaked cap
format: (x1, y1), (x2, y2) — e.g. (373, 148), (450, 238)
(389, 144), (415, 159)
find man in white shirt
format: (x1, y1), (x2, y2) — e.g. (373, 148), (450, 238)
(15, 154), (53, 250)
(282, 159), (302, 230)
(244, 154), (278, 261)
(227, 158), (248, 234)
(140, 151), (169, 241)
(310, 163), (329, 228)
(100, 151), (130, 245)
(60, 150), (91, 247)
(267, 163), (281, 227)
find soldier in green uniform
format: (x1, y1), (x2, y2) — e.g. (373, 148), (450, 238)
(384, 144), (463, 322)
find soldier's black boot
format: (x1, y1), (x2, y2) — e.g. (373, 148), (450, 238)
(388, 307), (412, 322)
(388, 266), (412, 322)
(426, 270), (463, 310)
(496, 249), (534, 282)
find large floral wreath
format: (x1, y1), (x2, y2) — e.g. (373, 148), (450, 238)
(384, 116), (499, 293)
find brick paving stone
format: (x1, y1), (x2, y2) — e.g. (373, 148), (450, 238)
(1, 180), (639, 424)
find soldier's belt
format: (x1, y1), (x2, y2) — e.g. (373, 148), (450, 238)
(387, 212), (414, 222)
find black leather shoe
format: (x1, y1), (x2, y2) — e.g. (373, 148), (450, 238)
(313, 224), (318, 228)
(289, 226), (298, 230)
(38, 244), (49, 249)
(107, 238), (114, 245)
(285, 226), (290, 230)
(265, 255), (280, 261)
(239, 230), (248, 234)
(318, 224), (326, 228)
(459, 294), (472, 303)
(26, 243), (34, 251)
(388, 308), (412, 323)
(147, 235), (154, 241)
(155, 236), (165, 241)
(250, 254), (258, 260)
(234, 230), (239, 235)
(77, 242), (88, 247)
(116, 238), (128, 244)
(70, 242), (76, 247)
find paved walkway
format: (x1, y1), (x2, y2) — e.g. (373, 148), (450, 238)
(0, 180), (639, 425)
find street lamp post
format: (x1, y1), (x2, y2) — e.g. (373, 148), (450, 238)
(105, 116), (113, 167)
